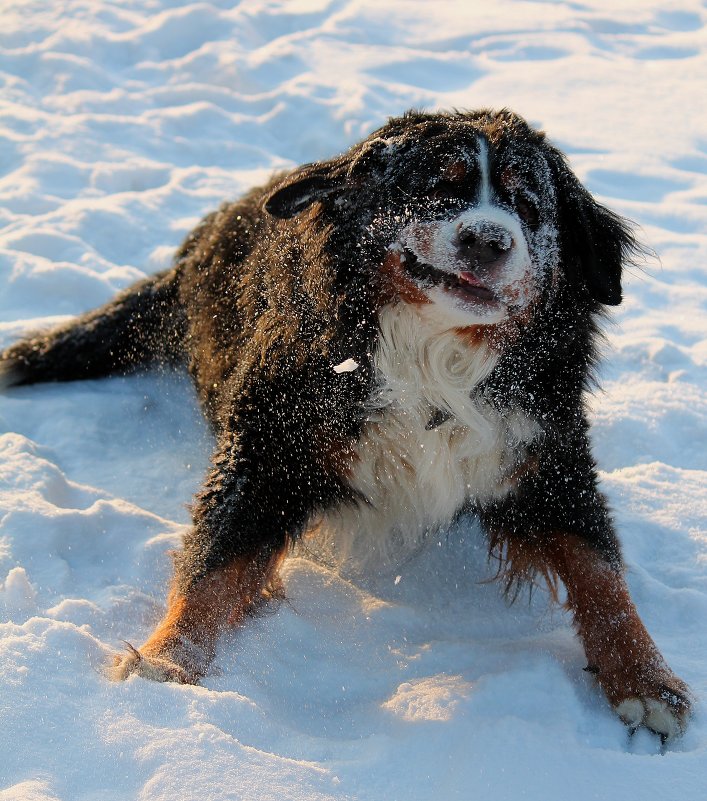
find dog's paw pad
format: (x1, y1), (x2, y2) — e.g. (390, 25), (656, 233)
(106, 642), (193, 684)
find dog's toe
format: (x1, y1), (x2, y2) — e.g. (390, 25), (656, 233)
(615, 697), (645, 729)
(644, 697), (685, 741)
(615, 684), (691, 741)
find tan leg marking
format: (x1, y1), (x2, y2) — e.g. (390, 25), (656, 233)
(311, 424), (359, 480)
(492, 531), (691, 738)
(108, 549), (285, 684)
(547, 535), (690, 737)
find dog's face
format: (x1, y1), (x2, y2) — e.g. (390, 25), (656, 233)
(265, 110), (637, 322)
(371, 124), (561, 326)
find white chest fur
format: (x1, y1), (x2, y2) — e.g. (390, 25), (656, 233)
(308, 302), (540, 573)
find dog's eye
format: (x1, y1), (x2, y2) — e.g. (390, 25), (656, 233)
(516, 195), (539, 228)
(427, 180), (465, 202)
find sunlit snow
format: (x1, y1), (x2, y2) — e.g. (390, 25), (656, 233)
(1, 1), (706, 799)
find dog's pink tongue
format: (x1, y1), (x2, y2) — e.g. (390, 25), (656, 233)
(459, 271), (485, 288)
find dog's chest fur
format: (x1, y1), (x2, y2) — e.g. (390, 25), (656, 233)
(310, 302), (541, 571)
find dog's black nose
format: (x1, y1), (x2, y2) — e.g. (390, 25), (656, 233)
(457, 223), (512, 267)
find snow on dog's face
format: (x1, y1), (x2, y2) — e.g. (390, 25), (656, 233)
(264, 110), (635, 320)
(379, 132), (560, 326)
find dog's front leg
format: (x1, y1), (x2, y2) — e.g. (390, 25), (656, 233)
(108, 546), (285, 684)
(109, 377), (344, 684)
(107, 452), (290, 684)
(481, 437), (691, 739)
(488, 526), (692, 739)
(541, 533), (691, 739)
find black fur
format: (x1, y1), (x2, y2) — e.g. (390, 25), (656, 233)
(1, 109), (637, 590)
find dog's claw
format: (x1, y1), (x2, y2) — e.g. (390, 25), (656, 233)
(106, 642), (196, 684)
(121, 640), (141, 660)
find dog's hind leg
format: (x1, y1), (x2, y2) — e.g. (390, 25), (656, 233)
(0, 269), (184, 388)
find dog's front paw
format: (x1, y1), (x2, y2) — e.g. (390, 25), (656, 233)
(615, 685), (691, 741)
(593, 665), (692, 740)
(107, 641), (203, 685)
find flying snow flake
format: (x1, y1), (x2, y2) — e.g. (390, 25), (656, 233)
(333, 358), (359, 373)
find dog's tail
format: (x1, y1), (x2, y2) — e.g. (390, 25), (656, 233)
(0, 269), (185, 389)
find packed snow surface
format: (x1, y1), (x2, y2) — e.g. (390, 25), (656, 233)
(1, 1), (706, 799)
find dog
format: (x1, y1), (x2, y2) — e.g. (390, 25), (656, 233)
(0, 109), (691, 739)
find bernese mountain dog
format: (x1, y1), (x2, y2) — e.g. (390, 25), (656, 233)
(0, 109), (691, 739)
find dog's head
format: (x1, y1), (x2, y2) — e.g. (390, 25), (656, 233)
(264, 110), (638, 325)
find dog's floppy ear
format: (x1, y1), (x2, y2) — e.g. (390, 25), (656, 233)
(264, 163), (342, 219)
(549, 149), (638, 306)
(264, 136), (392, 219)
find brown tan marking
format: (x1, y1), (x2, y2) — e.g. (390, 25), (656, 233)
(313, 425), (360, 480)
(545, 535), (690, 719)
(108, 548), (285, 684)
(499, 453), (541, 492)
(500, 166), (521, 194)
(378, 250), (430, 306)
(443, 160), (468, 183)
(454, 316), (527, 351)
(489, 530), (691, 730)
(488, 528), (561, 601)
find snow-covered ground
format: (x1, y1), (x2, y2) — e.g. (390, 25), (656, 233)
(1, 1), (706, 798)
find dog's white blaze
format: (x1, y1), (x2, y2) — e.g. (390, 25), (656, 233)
(478, 137), (491, 205)
(309, 301), (540, 574)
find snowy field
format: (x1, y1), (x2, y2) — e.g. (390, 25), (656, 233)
(1, 0), (706, 799)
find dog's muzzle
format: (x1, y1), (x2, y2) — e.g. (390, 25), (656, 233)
(395, 209), (537, 320)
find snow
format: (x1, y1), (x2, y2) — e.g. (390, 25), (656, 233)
(1, 0), (706, 798)
(332, 358), (359, 374)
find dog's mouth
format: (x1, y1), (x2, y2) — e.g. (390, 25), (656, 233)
(402, 249), (499, 305)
